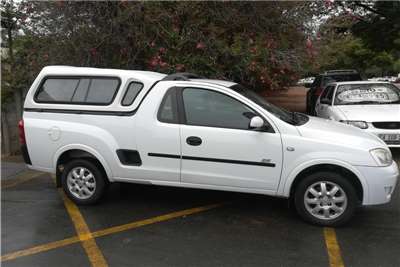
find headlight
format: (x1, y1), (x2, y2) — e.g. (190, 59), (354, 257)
(340, 120), (368, 129)
(370, 148), (392, 166)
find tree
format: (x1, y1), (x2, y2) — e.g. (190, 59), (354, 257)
(372, 52), (395, 76)
(312, 1), (400, 77)
(1, 0), (25, 155)
(343, 1), (400, 53)
(12, 1), (319, 91)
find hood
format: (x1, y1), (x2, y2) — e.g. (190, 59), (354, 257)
(335, 104), (400, 122)
(297, 116), (386, 149)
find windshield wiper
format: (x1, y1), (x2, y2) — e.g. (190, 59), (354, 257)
(355, 100), (399, 105)
(353, 101), (382, 105)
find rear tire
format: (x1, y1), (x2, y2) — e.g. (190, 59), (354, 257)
(294, 171), (357, 226)
(61, 159), (107, 205)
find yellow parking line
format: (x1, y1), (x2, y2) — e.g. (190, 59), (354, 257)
(92, 202), (225, 238)
(59, 189), (108, 267)
(1, 171), (43, 189)
(0, 202), (224, 262)
(324, 227), (345, 267)
(0, 236), (80, 262)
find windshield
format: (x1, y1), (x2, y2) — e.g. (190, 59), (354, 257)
(334, 83), (400, 105)
(231, 84), (308, 126)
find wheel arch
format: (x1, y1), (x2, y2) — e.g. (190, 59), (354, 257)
(283, 160), (367, 204)
(53, 144), (113, 187)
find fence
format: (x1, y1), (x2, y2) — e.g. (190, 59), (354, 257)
(265, 86), (307, 113)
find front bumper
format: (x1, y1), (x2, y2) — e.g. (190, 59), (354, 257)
(357, 161), (399, 205)
(365, 127), (400, 147)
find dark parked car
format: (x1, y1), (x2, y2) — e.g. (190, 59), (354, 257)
(306, 70), (362, 115)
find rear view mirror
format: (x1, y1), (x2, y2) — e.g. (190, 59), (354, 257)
(249, 116), (264, 129)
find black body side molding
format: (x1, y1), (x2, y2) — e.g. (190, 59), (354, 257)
(147, 153), (181, 159)
(147, 153), (275, 167)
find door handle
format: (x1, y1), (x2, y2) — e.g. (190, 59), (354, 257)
(186, 136), (202, 146)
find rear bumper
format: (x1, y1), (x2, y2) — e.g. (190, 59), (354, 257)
(357, 161), (399, 205)
(20, 144), (32, 165)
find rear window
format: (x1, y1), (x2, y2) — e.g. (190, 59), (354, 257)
(322, 74), (361, 86)
(35, 77), (120, 105)
(121, 82), (144, 106)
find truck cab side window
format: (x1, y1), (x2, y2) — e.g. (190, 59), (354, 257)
(158, 88), (179, 123)
(182, 88), (255, 130)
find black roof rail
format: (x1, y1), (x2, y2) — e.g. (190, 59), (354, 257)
(162, 72), (205, 81)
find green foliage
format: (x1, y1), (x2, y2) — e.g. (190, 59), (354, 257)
(4, 0), (397, 102)
(351, 1), (400, 53)
(2, 1), (318, 97)
(393, 59), (400, 73)
(316, 34), (399, 77)
(314, 1), (400, 77)
(317, 36), (369, 71)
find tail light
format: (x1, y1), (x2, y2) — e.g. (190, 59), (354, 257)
(18, 119), (32, 165)
(314, 87), (323, 96)
(18, 120), (26, 145)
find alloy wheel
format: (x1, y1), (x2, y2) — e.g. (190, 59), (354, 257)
(304, 181), (347, 220)
(67, 167), (96, 200)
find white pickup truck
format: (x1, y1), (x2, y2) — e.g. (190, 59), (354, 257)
(20, 66), (398, 226)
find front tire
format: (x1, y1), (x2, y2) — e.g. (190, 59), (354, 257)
(294, 172), (358, 226)
(61, 159), (107, 205)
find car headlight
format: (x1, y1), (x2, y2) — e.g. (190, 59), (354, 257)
(340, 120), (368, 129)
(370, 148), (392, 166)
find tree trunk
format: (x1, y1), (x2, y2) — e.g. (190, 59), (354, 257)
(1, 111), (11, 156)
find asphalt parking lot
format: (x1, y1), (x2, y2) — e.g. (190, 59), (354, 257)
(1, 149), (399, 267)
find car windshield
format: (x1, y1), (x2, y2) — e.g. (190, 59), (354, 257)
(334, 83), (400, 105)
(231, 84), (308, 126)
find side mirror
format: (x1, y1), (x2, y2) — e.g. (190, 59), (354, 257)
(249, 116), (264, 129)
